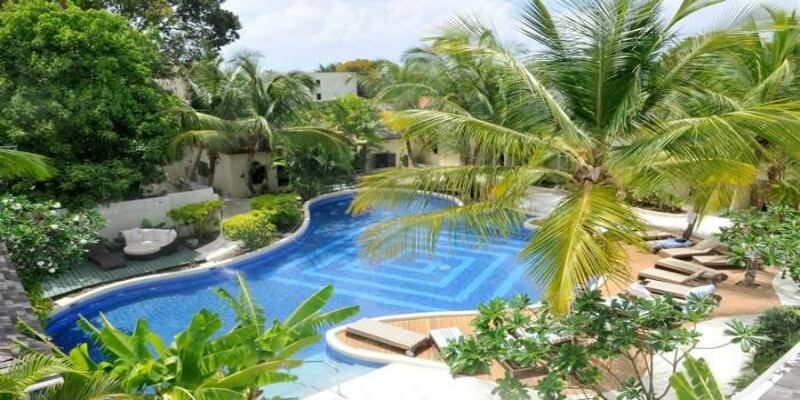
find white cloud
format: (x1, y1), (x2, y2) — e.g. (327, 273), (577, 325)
(221, 0), (800, 72)
(222, 0), (522, 71)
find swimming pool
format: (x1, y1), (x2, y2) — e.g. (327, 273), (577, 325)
(46, 191), (541, 397)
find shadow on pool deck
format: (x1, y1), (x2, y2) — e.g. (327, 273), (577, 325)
(41, 247), (204, 299)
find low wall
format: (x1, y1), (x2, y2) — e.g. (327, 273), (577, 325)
(97, 188), (219, 239)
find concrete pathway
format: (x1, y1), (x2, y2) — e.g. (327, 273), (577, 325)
(195, 197), (251, 262)
(306, 363), (496, 400)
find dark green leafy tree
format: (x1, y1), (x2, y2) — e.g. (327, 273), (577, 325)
(75, 0), (241, 69)
(0, 0), (179, 207)
(322, 95), (380, 171)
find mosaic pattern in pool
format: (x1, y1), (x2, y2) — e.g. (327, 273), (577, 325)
(46, 193), (541, 397)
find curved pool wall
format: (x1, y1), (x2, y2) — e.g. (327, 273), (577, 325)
(46, 190), (542, 397)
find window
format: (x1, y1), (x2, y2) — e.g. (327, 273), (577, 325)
(316, 93), (322, 100)
(315, 79), (321, 85)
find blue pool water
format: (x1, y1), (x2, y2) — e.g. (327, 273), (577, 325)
(46, 193), (541, 397)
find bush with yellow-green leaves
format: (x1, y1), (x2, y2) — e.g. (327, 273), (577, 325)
(221, 210), (277, 250)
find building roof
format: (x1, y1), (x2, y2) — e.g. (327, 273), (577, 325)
(0, 243), (47, 358)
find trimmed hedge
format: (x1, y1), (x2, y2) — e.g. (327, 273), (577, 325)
(249, 193), (301, 231)
(222, 210), (277, 250)
(168, 200), (224, 240)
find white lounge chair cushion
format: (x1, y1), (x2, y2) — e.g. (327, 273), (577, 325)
(627, 282), (655, 299)
(687, 284), (716, 299)
(430, 327), (462, 349)
(347, 319), (429, 352)
(124, 243), (162, 257)
(122, 229), (178, 256)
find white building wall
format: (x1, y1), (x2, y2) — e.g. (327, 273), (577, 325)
(310, 72), (358, 100)
(97, 188), (219, 239)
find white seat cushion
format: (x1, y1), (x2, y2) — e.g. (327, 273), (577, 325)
(687, 284), (716, 299)
(124, 243), (162, 257)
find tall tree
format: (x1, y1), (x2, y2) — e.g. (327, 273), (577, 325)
(75, 0), (241, 69)
(353, 0), (800, 314)
(0, 0), (179, 207)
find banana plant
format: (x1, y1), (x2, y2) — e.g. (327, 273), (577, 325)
(16, 273), (358, 399)
(670, 356), (725, 400)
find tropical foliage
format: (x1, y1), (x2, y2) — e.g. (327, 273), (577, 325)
(0, 0), (179, 207)
(441, 291), (762, 400)
(734, 306), (800, 389)
(174, 54), (351, 194)
(352, 0), (800, 313)
(249, 193), (302, 230)
(670, 356), (726, 400)
(717, 205), (800, 281)
(222, 210), (277, 250)
(0, 195), (103, 279)
(283, 143), (355, 199)
(0, 148), (52, 181)
(321, 94), (381, 171)
(168, 199), (224, 240)
(75, 0), (241, 69)
(13, 274), (359, 399)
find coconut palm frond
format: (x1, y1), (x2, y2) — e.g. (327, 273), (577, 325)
(0, 148), (53, 180)
(359, 200), (524, 261)
(520, 184), (644, 315)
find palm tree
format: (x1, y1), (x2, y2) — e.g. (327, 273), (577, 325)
(178, 55), (350, 194)
(0, 147), (52, 180)
(0, 352), (120, 400)
(351, 0), (800, 314)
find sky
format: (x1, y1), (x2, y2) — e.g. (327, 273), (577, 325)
(221, 0), (800, 72)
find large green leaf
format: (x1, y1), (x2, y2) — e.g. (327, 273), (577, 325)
(669, 355), (725, 400)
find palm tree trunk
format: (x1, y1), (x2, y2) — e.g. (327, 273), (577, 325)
(404, 138), (415, 168)
(208, 152), (219, 187)
(189, 147), (204, 181)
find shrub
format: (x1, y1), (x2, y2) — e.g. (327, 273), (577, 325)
(734, 306), (800, 389)
(222, 210), (277, 250)
(249, 193), (301, 230)
(0, 195), (104, 279)
(717, 205), (800, 281)
(168, 200), (224, 240)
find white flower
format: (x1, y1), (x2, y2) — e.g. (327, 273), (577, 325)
(73, 215), (81, 222)
(50, 224), (59, 230)
(36, 261), (45, 267)
(48, 268), (56, 274)
(52, 202), (61, 209)
(11, 203), (21, 210)
(79, 239), (87, 245)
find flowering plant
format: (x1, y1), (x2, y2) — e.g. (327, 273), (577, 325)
(0, 195), (104, 279)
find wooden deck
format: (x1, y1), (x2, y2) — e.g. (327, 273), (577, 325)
(335, 314), (640, 393)
(333, 244), (782, 391)
(42, 248), (204, 298)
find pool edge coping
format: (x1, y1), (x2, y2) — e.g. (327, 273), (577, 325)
(51, 189), (464, 315)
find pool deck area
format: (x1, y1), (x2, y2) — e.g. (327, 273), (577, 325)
(42, 248), (204, 298)
(321, 244), (785, 399)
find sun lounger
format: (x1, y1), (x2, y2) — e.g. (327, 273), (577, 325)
(638, 268), (706, 285)
(657, 239), (725, 259)
(639, 280), (719, 301)
(430, 327), (463, 350)
(346, 319), (430, 357)
(638, 230), (675, 241)
(692, 255), (736, 268)
(656, 258), (728, 282)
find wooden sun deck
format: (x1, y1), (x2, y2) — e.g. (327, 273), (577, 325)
(335, 314), (640, 393)
(333, 245), (782, 390)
